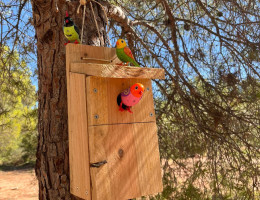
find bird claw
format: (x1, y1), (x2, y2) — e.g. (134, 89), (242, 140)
(126, 107), (133, 114)
(116, 62), (129, 66)
(119, 103), (133, 113)
(74, 40), (79, 44)
(119, 103), (124, 112)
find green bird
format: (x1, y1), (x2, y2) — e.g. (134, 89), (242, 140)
(116, 39), (140, 67)
(63, 11), (80, 45)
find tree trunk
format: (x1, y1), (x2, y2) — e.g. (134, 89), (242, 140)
(31, 0), (106, 199)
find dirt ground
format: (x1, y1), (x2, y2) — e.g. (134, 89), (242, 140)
(0, 169), (38, 200)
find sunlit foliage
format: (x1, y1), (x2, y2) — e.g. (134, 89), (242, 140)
(0, 46), (37, 165)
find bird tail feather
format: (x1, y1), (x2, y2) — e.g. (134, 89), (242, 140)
(132, 60), (141, 67)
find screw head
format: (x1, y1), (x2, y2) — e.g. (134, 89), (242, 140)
(146, 87), (150, 91)
(150, 112), (153, 117)
(86, 191), (88, 195)
(93, 88), (98, 93)
(118, 149), (124, 158)
(94, 114), (99, 119)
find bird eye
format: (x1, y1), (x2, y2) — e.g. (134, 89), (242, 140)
(121, 40), (124, 43)
(135, 86), (138, 90)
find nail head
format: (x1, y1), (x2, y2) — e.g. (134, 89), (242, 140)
(118, 149), (124, 158)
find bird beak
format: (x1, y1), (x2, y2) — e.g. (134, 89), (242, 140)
(116, 41), (119, 46)
(139, 91), (143, 95)
(66, 20), (69, 23)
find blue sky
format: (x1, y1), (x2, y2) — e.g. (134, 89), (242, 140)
(1, 0), (37, 88)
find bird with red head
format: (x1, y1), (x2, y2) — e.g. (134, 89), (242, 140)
(117, 83), (145, 113)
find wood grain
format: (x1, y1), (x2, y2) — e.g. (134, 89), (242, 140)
(66, 45), (120, 131)
(70, 63), (165, 79)
(88, 123), (163, 200)
(68, 73), (91, 200)
(66, 43), (120, 65)
(66, 44), (120, 111)
(86, 77), (156, 126)
(66, 44), (163, 200)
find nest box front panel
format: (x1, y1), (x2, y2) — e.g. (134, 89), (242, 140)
(88, 122), (162, 200)
(86, 77), (156, 126)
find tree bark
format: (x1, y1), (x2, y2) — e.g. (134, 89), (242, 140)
(31, 0), (106, 199)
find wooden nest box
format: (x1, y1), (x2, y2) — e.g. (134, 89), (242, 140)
(66, 44), (165, 200)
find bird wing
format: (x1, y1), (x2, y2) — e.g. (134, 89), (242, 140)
(123, 46), (135, 60)
(121, 88), (130, 96)
(74, 25), (80, 36)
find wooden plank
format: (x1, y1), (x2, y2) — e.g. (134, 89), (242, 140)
(66, 44), (120, 114)
(88, 122), (163, 200)
(66, 45), (120, 134)
(68, 73), (91, 200)
(66, 43), (120, 65)
(66, 44), (118, 200)
(66, 45), (117, 117)
(86, 77), (156, 126)
(70, 63), (165, 80)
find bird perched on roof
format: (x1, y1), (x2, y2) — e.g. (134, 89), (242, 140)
(117, 83), (144, 113)
(63, 11), (80, 45)
(116, 39), (140, 67)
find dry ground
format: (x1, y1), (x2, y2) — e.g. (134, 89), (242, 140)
(0, 168), (38, 200)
